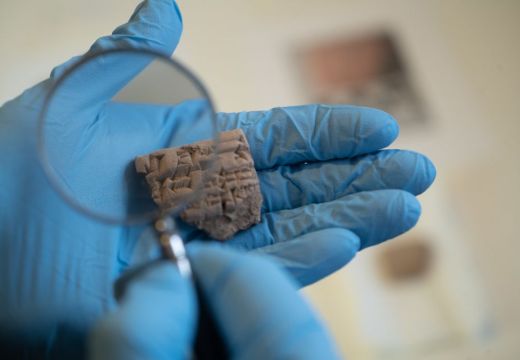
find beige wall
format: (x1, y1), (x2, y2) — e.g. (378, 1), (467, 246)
(1, 0), (519, 358)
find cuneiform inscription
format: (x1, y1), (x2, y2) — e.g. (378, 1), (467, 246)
(135, 129), (262, 240)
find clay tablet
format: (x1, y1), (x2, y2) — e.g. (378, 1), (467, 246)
(135, 129), (262, 240)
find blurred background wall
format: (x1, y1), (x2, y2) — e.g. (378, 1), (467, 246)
(1, 0), (519, 358)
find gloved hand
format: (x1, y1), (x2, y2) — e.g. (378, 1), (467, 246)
(0, 0), (435, 356)
(89, 244), (340, 360)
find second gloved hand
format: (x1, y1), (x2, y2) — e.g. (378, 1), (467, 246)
(90, 243), (340, 360)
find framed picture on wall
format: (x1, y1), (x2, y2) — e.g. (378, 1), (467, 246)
(295, 32), (429, 127)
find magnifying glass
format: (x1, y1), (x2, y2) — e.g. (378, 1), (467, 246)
(37, 48), (227, 358)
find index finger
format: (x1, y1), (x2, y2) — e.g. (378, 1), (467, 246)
(217, 104), (399, 169)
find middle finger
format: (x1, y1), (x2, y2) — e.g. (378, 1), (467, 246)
(258, 149), (436, 213)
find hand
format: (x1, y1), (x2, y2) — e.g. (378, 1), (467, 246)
(190, 105), (436, 286)
(0, 0), (435, 355)
(89, 244), (340, 360)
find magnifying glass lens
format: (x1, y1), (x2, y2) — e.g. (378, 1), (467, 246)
(38, 49), (218, 225)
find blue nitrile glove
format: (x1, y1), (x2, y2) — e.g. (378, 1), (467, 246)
(0, 0), (435, 356)
(89, 244), (340, 360)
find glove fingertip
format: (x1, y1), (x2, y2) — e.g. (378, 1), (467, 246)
(321, 227), (361, 254)
(260, 228), (360, 287)
(296, 228), (360, 286)
(421, 154), (437, 192)
(357, 107), (400, 148)
(380, 190), (421, 247)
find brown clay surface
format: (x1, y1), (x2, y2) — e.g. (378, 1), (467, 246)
(135, 129), (262, 240)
